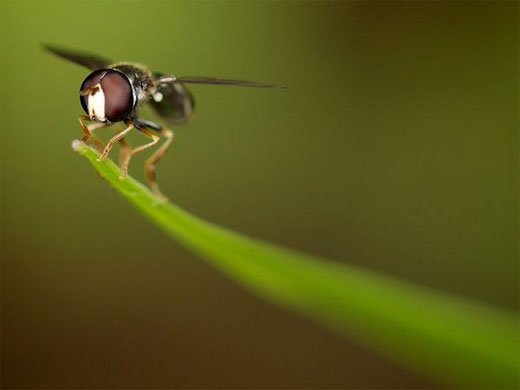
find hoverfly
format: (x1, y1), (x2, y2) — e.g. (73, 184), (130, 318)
(44, 44), (285, 200)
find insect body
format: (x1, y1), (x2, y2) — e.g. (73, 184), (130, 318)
(44, 44), (285, 201)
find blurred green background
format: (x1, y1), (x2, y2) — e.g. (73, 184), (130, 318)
(1, 1), (517, 388)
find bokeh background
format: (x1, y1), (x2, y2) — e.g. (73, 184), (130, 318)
(1, 1), (518, 388)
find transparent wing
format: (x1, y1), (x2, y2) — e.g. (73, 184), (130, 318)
(148, 74), (195, 126)
(43, 44), (112, 70)
(161, 75), (287, 89)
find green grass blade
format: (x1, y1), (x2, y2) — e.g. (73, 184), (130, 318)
(73, 140), (519, 387)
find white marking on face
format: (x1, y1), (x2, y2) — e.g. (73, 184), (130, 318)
(87, 84), (106, 121)
(153, 92), (163, 102)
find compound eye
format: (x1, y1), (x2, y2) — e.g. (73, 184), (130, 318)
(79, 69), (134, 122)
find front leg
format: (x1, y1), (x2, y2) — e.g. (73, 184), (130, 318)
(78, 115), (108, 151)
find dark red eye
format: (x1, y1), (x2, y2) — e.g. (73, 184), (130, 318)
(79, 69), (135, 122)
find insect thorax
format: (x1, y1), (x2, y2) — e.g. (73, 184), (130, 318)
(110, 62), (156, 102)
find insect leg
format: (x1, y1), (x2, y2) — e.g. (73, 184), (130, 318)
(118, 127), (160, 181)
(117, 134), (132, 168)
(130, 119), (175, 200)
(144, 128), (174, 201)
(98, 123), (134, 162)
(78, 114), (107, 151)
